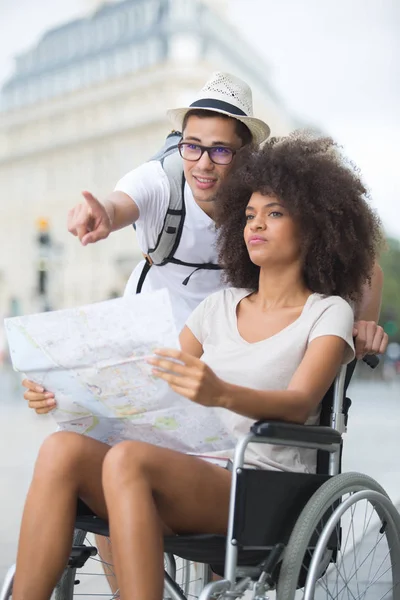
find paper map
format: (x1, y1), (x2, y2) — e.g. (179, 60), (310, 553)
(4, 289), (234, 453)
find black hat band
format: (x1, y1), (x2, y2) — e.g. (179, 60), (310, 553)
(189, 98), (248, 117)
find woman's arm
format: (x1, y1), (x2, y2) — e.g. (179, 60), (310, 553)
(179, 326), (204, 358)
(219, 335), (347, 424)
(150, 335), (349, 425)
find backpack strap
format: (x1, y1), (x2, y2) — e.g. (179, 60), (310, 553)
(135, 145), (222, 293)
(136, 152), (185, 293)
(148, 130), (181, 162)
(147, 152), (186, 266)
(135, 260), (152, 294)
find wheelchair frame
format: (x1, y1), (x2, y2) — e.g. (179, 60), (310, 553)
(207, 364), (347, 596)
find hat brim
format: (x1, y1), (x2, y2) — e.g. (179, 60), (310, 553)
(166, 107), (270, 145)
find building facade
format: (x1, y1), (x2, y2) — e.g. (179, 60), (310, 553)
(0, 0), (296, 319)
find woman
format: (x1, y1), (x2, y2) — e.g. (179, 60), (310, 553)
(15, 133), (383, 600)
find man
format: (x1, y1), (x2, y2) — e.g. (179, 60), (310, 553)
(68, 72), (268, 328)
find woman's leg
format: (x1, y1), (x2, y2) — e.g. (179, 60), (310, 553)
(95, 535), (118, 595)
(12, 431), (111, 600)
(102, 441), (232, 600)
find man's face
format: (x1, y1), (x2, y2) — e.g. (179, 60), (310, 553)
(181, 115), (242, 205)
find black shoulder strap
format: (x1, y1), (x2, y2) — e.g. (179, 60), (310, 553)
(135, 261), (151, 294)
(147, 152), (186, 266)
(136, 153), (185, 293)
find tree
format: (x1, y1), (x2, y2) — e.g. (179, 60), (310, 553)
(379, 237), (400, 342)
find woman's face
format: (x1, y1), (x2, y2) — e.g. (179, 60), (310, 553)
(244, 191), (301, 268)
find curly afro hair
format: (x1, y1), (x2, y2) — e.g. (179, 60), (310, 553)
(214, 132), (383, 301)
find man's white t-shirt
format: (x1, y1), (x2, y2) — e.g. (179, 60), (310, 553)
(115, 161), (225, 330)
(186, 288), (355, 474)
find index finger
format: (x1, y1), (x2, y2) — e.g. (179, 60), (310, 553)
(154, 347), (182, 359)
(82, 191), (103, 213)
(154, 348), (198, 366)
(22, 379), (44, 393)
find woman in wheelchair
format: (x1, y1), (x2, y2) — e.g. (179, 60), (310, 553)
(14, 133), (383, 600)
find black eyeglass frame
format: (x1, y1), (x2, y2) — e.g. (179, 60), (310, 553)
(177, 141), (237, 165)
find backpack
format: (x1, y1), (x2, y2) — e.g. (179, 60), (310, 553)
(135, 131), (221, 293)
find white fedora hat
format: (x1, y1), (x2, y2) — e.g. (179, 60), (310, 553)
(166, 72), (270, 145)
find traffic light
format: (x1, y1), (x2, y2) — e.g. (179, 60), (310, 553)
(36, 218), (51, 301)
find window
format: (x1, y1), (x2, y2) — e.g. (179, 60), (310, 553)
(147, 39), (160, 65)
(142, 0), (160, 28)
(115, 49), (129, 77)
(108, 14), (122, 43)
(96, 18), (110, 48)
(168, 0), (197, 22)
(97, 57), (108, 81)
(84, 60), (96, 86)
(13, 88), (23, 108)
(79, 25), (93, 54)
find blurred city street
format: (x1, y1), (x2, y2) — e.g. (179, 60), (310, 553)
(1, 366), (400, 585)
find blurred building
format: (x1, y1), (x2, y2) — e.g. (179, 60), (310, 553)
(0, 0), (296, 317)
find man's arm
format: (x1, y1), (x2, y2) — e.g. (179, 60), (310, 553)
(355, 260), (383, 322)
(68, 190), (139, 246)
(353, 261), (388, 357)
(102, 191), (140, 232)
(69, 161), (167, 245)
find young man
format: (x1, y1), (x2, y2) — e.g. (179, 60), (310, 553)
(68, 72), (269, 328)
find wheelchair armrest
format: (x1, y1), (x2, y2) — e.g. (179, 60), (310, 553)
(250, 420), (342, 446)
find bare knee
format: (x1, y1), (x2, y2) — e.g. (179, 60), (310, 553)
(35, 431), (91, 478)
(102, 441), (157, 489)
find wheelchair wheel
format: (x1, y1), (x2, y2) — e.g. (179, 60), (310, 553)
(277, 472), (400, 599)
(54, 529), (209, 599)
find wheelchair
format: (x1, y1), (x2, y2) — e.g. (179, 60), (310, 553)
(1, 356), (400, 600)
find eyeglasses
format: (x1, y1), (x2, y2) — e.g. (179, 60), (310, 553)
(178, 142), (236, 165)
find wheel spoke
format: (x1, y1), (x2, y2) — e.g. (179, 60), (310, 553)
(278, 476), (400, 600)
(324, 534), (390, 599)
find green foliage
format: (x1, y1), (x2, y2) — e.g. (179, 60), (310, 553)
(380, 237), (400, 341)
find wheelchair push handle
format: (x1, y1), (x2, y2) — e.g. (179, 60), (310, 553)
(362, 354), (379, 369)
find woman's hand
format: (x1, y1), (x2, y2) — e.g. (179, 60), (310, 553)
(22, 379), (56, 414)
(148, 349), (227, 407)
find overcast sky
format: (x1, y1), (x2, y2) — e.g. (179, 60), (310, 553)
(0, 0), (399, 237)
